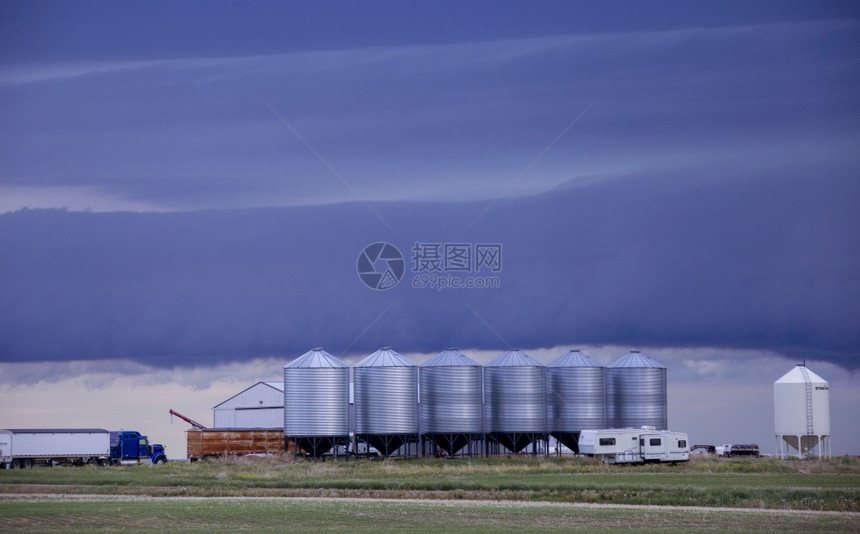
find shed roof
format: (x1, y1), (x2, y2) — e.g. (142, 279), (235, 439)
(212, 381), (285, 409)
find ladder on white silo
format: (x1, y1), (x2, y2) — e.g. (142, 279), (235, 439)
(799, 366), (814, 435)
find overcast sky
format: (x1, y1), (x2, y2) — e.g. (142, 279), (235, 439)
(1, 1), (858, 455)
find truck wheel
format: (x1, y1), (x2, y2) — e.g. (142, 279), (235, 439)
(157, 457), (167, 464)
(86, 458), (97, 466)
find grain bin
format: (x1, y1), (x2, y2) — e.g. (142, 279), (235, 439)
(774, 364), (831, 459)
(283, 348), (350, 458)
(606, 351), (667, 430)
(546, 350), (606, 453)
(484, 349), (546, 454)
(354, 347), (419, 456)
(420, 348), (483, 456)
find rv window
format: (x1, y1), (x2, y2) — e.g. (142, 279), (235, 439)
(649, 438), (661, 446)
(599, 438), (616, 446)
(678, 440), (687, 448)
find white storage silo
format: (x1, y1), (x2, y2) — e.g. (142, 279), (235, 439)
(774, 364), (831, 459)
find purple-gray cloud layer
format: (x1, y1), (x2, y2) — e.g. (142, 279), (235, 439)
(2, 168), (857, 369)
(2, 17), (858, 210)
(1, 3), (858, 372)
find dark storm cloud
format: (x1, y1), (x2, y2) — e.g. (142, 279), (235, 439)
(2, 167), (857, 369)
(2, 20), (857, 209)
(3, 1), (854, 63)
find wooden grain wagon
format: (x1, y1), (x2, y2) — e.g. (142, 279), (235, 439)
(186, 429), (299, 461)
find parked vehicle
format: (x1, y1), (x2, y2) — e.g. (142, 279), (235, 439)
(0, 428), (166, 468)
(186, 428), (296, 461)
(716, 443), (760, 457)
(109, 430), (167, 465)
(690, 444), (717, 454)
(578, 427), (690, 464)
(325, 434), (381, 457)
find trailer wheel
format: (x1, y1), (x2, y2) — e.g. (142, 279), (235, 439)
(10, 459), (21, 469)
(86, 458), (97, 466)
(23, 459), (34, 469)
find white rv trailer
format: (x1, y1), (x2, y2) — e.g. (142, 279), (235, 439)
(578, 428), (690, 464)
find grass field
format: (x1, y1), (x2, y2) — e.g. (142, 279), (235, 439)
(1, 456), (858, 533)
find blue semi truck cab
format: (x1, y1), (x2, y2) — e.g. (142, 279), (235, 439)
(110, 431), (167, 465)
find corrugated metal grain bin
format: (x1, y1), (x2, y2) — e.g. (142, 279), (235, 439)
(420, 348), (483, 455)
(283, 348), (350, 458)
(484, 349), (546, 453)
(546, 350), (606, 453)
(606, 351), (667, 430)
(354, 347), (418, 455)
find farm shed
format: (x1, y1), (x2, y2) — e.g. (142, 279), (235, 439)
(213, 381), (284, 428)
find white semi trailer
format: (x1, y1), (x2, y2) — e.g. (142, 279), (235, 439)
(578, 428), (690, 464)
(0, 428), (167, 468)
(0, 428), (111, 468)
